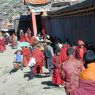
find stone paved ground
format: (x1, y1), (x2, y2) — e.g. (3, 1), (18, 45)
(0, 45), (66, 95)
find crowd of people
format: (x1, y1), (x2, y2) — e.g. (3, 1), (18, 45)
(0, 31), (17, 51)
(1, 29), (95, 95)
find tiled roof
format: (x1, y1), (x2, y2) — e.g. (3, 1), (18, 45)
(25, 0), (49, 5)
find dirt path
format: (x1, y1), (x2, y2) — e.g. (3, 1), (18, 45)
(0, 45), (66, 95)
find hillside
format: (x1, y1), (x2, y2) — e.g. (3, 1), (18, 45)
(0, 0), (27, 22)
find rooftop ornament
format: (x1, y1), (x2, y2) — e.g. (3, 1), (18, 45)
(23, 0), (53, 12)
(23, 0), (81, 13)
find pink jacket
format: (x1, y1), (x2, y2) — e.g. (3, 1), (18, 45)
(61, 56), (84, 94)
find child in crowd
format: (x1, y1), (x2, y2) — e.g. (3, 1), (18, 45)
(14, 49), (23, 70)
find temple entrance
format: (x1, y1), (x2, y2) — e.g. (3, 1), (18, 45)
(14, 15), (33, 40)
(36, 14), (42, 35)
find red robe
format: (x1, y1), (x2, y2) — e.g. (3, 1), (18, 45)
(59, 45), (68, 64)
(42, 28), (46, 38)
(29, 37), (36, 45)
(28, 33), (31, 40)
(76, 47), (86, 62)
(52, 54), (63, 85)
(24, 34), (29, 42)
(32, 48), (44, 74)
(22, 47), (30, 66)
(0, 37), (6, 52)
(20, 35), (26, 42)
(61, 56), (84, 95)
(11, 35), (17, 47)
(3, 37), (6, 50)
(74, 79), (95, 95)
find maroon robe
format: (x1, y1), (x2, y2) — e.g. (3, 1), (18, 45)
(24, 34), (29, 42)
(52, 54), (63, 85)
(22, 47), (30, 67)
(42, 28), (46, 38)
(29, 37), (36, 45)
(76, 46), (86, 62)
(61, 56), (84, 95)
(20, 34), (26, 42)
(73, 79), (95, 95)
(2, 37), (6, 50)
(0, 37), (6, 52)
(32, 48), (44, 74)
(11, 34), (17, 48)
(59, 45), (68, 64)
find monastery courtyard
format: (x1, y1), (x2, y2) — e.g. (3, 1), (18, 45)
(0, 45), (66, 95)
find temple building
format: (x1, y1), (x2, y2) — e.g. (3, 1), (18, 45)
(22, 0), (95, 45)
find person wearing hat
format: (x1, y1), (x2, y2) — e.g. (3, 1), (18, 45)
(76, 40), (86, 62)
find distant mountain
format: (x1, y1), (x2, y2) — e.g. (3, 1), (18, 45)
(0, 0), (27, 22)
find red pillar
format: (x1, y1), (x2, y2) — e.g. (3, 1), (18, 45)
(32, 12), (37, 37)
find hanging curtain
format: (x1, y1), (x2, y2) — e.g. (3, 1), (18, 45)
(45, 13), (95, 45)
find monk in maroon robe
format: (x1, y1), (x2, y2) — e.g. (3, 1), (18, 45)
(3, 37), (6, 51)
(0, 32), (6, 52)
(52, 48), (63, 86)
(29, 36), (36, 45)
(24, 33), (29, 42)
(0, 37), (6, 52)
(32, 46), (44, 75)
(27, 28), (32, 41)
(59, 44), (69, 64)
(19, 30), (26, 42)
(76, 40), (86, 62)
(61, 47), (84, 95)
(28, 33), (31, 40)
(20, 34), (26, 42)
(22, 47), (30, 67)
(10, 33), (17, 49)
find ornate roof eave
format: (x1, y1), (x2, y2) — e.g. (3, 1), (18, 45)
(26, 1), (71, 13)
(24, 0), (52, 12)
(27, 3), (51, 12)
(47, 0), (95, 17)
